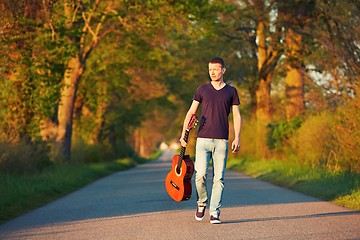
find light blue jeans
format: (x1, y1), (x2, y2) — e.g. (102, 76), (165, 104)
(195, 138), (228, 218)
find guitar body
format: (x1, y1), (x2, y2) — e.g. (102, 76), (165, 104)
(165, 114), (197, 202)
(165, 154), (194, 202)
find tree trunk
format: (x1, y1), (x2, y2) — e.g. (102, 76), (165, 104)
(285, 67), (305, 120)
(285, 28), (305, 120)
(255, 76), (271, 122)
(90, 83), (108, 144)
(254, 0), (272, 123)
(134, 128), (145, 157)
(255, 75), (271, 158)
(254, 4), (271, 157)
(56, 56), (84, 161)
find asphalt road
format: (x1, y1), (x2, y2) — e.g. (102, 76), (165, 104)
(0, 149), (359, 240)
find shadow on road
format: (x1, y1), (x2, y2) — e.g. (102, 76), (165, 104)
(223, 210), (360, 224)
(0, 149), (356, 235)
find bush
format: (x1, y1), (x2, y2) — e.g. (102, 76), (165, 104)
(0, 141), (52, 174)
(289, 111), (335, 168)
(331, 86), (360, 173)
(236, 117), (259, 157)
(267, 117), (302, 150)
(70, 137), (111, 163)
(70, 136), (136, 163)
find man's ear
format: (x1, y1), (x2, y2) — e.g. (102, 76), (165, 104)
(222, 67), (226, 74)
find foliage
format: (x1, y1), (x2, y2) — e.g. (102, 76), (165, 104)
(227, 157), (360, 211)
(334, 188), (360, 211)
(313, 0), (360, 79)
(242, 102), (360, 174)
(0, 0), (359, 225)
(267, 117), (302, 149)
(71, 137), (113, 163)
(331, 84), (360, 173)
(236, 116), (258, 158)
(0, 141), (51, 174)
(0, 1), (66, 143)
(0, 0), (359, 174)
(289, 111), (335, 168)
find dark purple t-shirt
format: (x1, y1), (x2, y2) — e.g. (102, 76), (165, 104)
(193, 83), (240, 140)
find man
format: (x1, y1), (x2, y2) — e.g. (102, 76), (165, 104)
(180, 57), (241, 224)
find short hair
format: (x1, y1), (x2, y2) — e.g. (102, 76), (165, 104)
(209, 57), (225, 68)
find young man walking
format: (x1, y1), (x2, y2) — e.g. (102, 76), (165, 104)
(180, 57), (242, 224)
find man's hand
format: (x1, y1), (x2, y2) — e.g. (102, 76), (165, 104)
(231, 138), (240, 153)
(180, 138), (187, 147)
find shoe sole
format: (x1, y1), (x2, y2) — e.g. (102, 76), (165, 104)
(195, 205), (206, 221)
(195, 214), (205, 221)
(210, 219), (221, 224)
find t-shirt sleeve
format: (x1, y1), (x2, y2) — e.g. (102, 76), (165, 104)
(232, 87), (240, 105)
(193, 86), (203, 103)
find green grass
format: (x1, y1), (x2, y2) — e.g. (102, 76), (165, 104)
(0, 157), (145, 224)
(227, 157), (360, 211)
(2, 154), (358, 225)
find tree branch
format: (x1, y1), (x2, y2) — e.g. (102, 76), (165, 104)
(82, 11), (97, 41)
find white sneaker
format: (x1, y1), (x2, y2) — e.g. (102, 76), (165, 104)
(195, 205), (206, 221)
(210, 215), (221, 224)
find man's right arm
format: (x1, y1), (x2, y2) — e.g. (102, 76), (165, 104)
(180, 100), (200, 147)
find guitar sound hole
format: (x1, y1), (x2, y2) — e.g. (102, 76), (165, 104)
(174, 165), (182, 176)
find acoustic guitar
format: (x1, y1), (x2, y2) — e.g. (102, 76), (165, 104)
(165, 114), (197, 202)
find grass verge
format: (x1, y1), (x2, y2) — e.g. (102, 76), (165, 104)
(227, 157), (360, 211)
(0, 157), (146, 224)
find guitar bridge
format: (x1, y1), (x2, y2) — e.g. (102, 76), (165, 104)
(170, 181), (180, 190)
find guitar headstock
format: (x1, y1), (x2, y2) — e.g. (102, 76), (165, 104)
(186, 114), (198, 131)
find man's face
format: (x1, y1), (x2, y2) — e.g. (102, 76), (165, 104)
(208, 63), (225, 81)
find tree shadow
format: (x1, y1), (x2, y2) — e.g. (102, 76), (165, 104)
(223, 211), (360, 224)
(0, 158), (356, 235)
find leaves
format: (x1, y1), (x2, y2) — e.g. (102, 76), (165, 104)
(0, 0), (359, 165)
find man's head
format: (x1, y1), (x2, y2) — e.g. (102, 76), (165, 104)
(209, 57), (225, 68)
(208, 57), (226, 82)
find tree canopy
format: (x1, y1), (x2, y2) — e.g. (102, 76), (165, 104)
(0, 0), (359, 172)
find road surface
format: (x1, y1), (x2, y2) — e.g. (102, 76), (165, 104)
(0, 149), (359, 239)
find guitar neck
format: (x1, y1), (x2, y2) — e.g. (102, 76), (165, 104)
(178, 129), (190, 164)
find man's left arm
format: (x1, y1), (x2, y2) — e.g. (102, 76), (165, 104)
(231, 105), (242, 153)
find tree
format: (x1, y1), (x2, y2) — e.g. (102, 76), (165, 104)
(220, 0), (283, 156)
(0, 0), (64, 144)
(311, 0), (359, 97)
(279, 0), (315, 120)
(53, 0), (213, 159)
(52, 1), (124, 160)
(49, 0), (197, 160)
(253, 0), (282, 122)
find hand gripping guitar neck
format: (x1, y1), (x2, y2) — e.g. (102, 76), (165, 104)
(165, 114), (197, 202)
